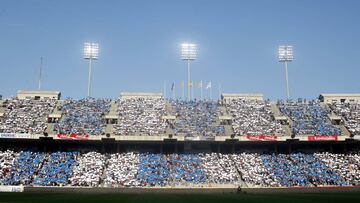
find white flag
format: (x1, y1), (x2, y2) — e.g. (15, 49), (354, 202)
(197, 81), (203, 88)
(206, 81), (211, 89)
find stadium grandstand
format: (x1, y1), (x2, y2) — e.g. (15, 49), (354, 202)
(0, 90), (360, 193)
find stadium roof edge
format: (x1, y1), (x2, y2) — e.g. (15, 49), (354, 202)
(16, 90), (61, 100)
(221, 93), (264, 101)
(120, 92), (163, 99)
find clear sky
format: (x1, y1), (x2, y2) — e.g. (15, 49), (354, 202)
(0, 0), (359, 100)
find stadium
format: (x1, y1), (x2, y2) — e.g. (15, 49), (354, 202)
(1, 90), (360, 200)
(1, 0), (360, 202)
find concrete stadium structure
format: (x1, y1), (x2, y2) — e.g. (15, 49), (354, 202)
(0, 90), (359, 154)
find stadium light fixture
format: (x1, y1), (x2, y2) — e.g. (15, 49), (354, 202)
(84, 42), (99, 97)
(278, 45), (293, 99)
(181, 43), (197, 101)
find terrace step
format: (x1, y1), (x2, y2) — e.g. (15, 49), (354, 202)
(46, 123), (55, 135)
(282, 125), (292, 137)
(339, 125), (351, 137)
(105, 124), (113, 135)
(270, 102), (282, 117)
(224, 125), (234, 136)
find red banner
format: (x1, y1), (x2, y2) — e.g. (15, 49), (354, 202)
(57, 134), (89, 140)
(307, 135), (338, 141)
(246, 135), (277, 141)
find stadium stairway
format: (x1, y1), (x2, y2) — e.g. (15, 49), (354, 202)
(0, 100), (5, 118)
(270, 103), (282, 117)
(46, 100), (62, 135)
(282, 125), (292, 137)
(271, 103), (292, 136)
(217, 106), (234, 136)
(104, 101), (118, 135)
(339, 124), (351, 137)
(105, 100), (119, 134)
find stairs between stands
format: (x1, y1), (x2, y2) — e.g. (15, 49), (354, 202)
(339, 125), (351, 137)
(270, 102), (282, 117)
(282, 125), (292, 137)
(217, 105), (233, 136)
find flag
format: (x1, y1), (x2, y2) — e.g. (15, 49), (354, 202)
(206, 81), (212, 89)
(197, 81), (203, 88)
(180, 81), (184, 88)
(171, 82), (175, 91)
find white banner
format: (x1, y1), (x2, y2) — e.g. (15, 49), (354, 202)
(0, 185), (24, 192)
(0, 133), (32, 139)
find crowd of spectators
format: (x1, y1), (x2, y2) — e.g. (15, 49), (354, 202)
(0, 98), (56, 134)
(278, 100), (341, 135)
(137, 153), (169, 186)
(1, 150), (359, 187)
(69, 152), (106, 187)
(171, 100), (225, 137)
(329, 102), (360, 135)
(4, 151), (45, 185)
(114, 98), (167, 136)
(230, 153), (279, 187)
(225, 99), (284, 136)
(200, 153), (240, 184)
(55, 98), (111, 135)
(315, 152), (360, 186)
(104, 152), (140, 187)
(0, 150), (18, 185)
(33, 152), (78, 186)
(169, 154), (206, 185)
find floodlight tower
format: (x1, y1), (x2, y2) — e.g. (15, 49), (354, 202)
(278, 45), (293, 99)
(84, 42), (99, 97)
(181, 43), (197, 101)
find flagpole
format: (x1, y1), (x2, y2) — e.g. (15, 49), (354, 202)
(191, 81), (194, 101)
(200, 81), (203, 100)
(163, 80), (166, 98)
(218, 82), (221, 100)
(187, 59), (191, 101)
(182, 81), (185, 100)
(172, 83), (175, 100)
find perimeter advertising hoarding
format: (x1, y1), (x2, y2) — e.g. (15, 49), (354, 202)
(0, 185), (24, 192)
(0, 133), (31, 139)
(57, 134), (90, 140)
(246, 135), (278, 141)
(307, 135), (338, 141)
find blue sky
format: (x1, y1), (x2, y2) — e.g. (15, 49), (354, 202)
(0, 0), (359, 100)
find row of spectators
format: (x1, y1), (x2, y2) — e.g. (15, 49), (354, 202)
(278, 100), (342, 135)
(225, 99), (284, 136)
(0, 98), (56, 134)
(171, 100), (225, 137)
(1, 150), (359, 187)
(114, 98), (167, 136)
(55, 98), (111, 135)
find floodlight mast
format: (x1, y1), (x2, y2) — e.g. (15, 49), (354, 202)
(84, 43), (99, 97)
(278, 45), (293, 99)
(181, 43), (197, 101)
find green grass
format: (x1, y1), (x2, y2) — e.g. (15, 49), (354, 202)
(0, 192), (360, 203)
